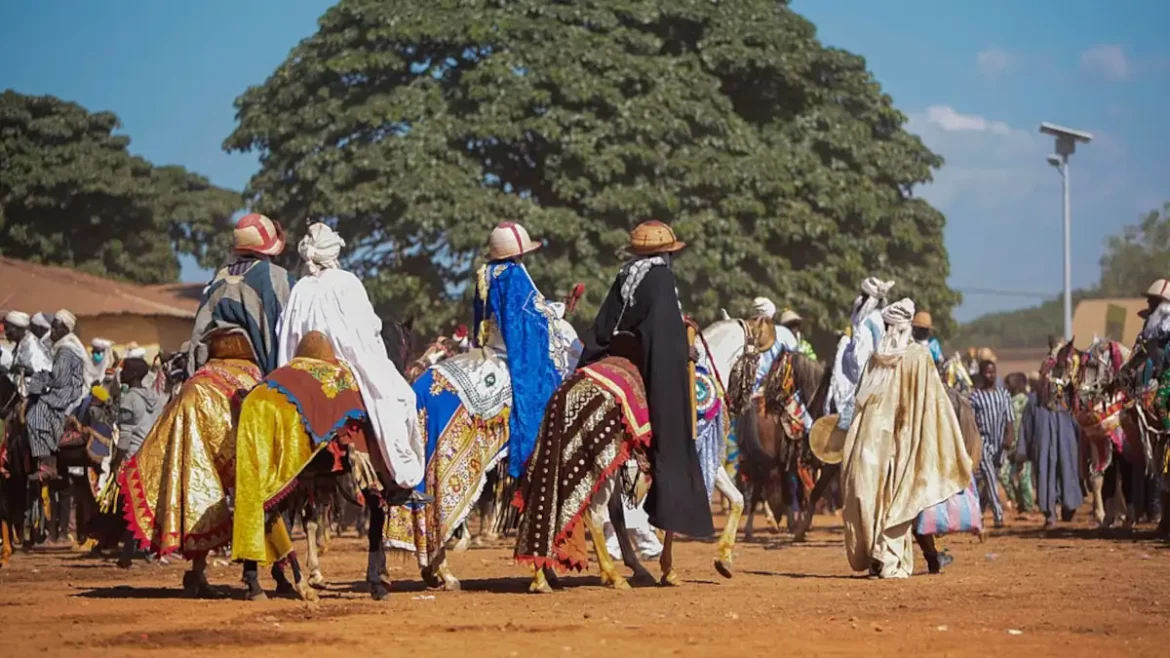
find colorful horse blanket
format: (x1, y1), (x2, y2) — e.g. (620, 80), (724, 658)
(514, 357), (651, 572)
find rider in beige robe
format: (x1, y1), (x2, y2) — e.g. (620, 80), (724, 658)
(841, 299), (973, 579)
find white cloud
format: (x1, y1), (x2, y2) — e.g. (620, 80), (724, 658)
(1081, 44), (1130, 82)
(922, 105), (1015, 136)
(977, 47), (1012, 78)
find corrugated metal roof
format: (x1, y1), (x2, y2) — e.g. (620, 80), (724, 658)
(0, 257), (203, 319)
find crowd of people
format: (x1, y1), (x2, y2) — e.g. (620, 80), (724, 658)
(1, 215), (1168, 592)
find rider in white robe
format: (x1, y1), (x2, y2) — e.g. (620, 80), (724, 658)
(827, 277), (894, 429)
(276, 223), (425, 490)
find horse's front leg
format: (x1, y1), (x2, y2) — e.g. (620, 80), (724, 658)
(365, 498), (390, 601)
(793, 464), (838, 543)
(303, 498), (325, 588)
(659, 531), (680, 587)
(607, 492), (655, 585)
(742, 479), (758, 542)
(713, 467), (743, 579)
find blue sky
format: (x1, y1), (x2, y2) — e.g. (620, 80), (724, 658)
(2, 0), (1167, 321)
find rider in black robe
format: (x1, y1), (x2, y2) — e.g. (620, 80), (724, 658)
(578, 222), (715, 539)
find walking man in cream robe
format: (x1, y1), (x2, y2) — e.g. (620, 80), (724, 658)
(841, 299), (973, 579)
(276, 223), (426, 501)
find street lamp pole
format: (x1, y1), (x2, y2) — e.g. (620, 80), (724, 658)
(1040, 122), (1093, 342)
(1060, 159), (1071, 342)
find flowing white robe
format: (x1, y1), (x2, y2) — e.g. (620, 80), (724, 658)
(276, 268), (424, 489)
(841, 343), (972, 578)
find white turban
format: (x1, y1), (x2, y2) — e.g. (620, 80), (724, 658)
(878, 298), (916, 354)
(31, 312), (51, 329)
(127, 347), (147, 359)
(861, 277), (895, 300)
(54, 309), (77, 331)
(753, 297), (777, 319)
(299, 222), (346, 275)
(91, 338), (113, 351)
(4, 311), (30, 328)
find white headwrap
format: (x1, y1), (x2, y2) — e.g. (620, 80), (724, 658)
(752, 297), (777, 319)
(91, 338), (113, 350)
(54, 309), (77, 331)
(4, 311), (30, 328)
(31, 312), (51, 329)
(878, 298), (915, 354)
(299, 223), (346, 275)
(861, 277), (895, 300)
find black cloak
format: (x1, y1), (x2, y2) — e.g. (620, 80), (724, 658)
(578, 262), (715, 538)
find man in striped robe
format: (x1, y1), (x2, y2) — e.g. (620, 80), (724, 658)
(188, 213), (296, 376)
(26, 309), (88, 482)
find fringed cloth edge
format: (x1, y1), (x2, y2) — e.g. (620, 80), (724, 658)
(119, 456), (231, 560)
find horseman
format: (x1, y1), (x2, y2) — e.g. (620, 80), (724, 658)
(276, 222), (426, 502)
(780, 308), (817, 360)
(189, 213), (296, 376)
(4, 311), (52, 391)
(826, 277), (894, 429)
(475, 222), (577, 481)
(579, 220), (714, 540)
(911, 311), (944, 365)
(30, 313), (52, 352)
(1138, 279), (1170, 370)
(25, 310), (88, 482)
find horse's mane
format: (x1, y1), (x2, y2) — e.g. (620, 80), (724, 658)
(790, 353), (829, 419)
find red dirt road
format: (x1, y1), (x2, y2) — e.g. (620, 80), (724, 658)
(1, 513), (1167, 657)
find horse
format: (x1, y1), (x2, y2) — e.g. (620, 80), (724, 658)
(385, 291), (584, 591)
(0, 373), (31, 567)
(699, 319), (830, 541)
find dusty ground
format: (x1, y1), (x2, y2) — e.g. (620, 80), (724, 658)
(1, 512), (1167, 657)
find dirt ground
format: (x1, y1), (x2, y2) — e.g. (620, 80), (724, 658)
(1, 511), (1167, 657)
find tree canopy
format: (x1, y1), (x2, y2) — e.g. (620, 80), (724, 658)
(953, 202), (1170, 349)
(225, 0), (958, 339)
(0, 90), (240, 283)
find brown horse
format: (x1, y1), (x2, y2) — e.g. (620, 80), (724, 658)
(731, 350), (832, 542)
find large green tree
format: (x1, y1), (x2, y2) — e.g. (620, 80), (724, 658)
(1098, 202), (1170, 297)
(0, 90), (240, 283)
(225, 0), (959, 339)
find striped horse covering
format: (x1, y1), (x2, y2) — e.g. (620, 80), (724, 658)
(914, 480), (982, 536)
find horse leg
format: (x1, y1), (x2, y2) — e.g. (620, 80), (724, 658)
(742, 480), (758, 542)
(0, 519), (11, 567)
(794, 465), (838, 543)
(607, 492), (655, 585)
(713, 467), (743, 579)
(303, 498), (325, 588)
(1092, 469), (1108, 527)
(452, 521), (471, 552)
(182, 554), (216, 598)
(659, 531), (680, 587)
(242, 560), (266, 601)
(366, 497), (390, 601)
(584, 508), (629, 591)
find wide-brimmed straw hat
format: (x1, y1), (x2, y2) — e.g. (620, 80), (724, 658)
(233, 213), (287, 257)
(808, 415), (846, 465)
(1146, 279), (1170, 303)
(489, 222), (542, 260)
(628, 220), (685, 256)
(779, 309), (802, 325)
(911, 311), (933, 330)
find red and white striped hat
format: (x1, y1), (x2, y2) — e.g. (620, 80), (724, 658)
(488, 222), (542, 260)
(233, 213), (287, 257)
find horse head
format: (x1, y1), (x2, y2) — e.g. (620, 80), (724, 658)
(381, 316), (415, 374)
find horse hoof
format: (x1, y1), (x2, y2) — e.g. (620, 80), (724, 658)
(714, 559), (733, 580)
(631, 569), (657, 586)
(441, 576), (462, 592)
(600, 572), (631, 590)
(296, 582), (319, 603)
(792, 531), (808, 543)
(452, 536), (470, 552)
(659, 570), (681, 587)
(421, 568), (443, 589)
(245, 589), (268, 602)
(528, 579), (553, 594)
(369, 582), (390, 601)
(308, 571), (326, 589)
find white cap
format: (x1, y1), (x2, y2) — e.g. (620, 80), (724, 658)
(54, 309), (77, 331)
(1146, 279), (1170, 302)
(91, 338), (113, 350)
(4, 311), (30, 328)
(779, 309), (802, 325)
(752, 297), (776, 319)
(31, 312), (51, 329)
